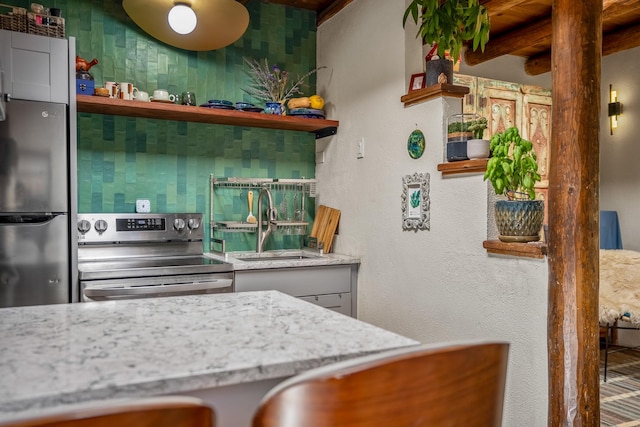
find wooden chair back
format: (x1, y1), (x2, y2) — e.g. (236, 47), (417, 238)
(0, 396), (214, 427)
(252, 341), (509, 427)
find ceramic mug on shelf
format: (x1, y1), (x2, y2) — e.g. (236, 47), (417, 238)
(181, 91), (196, 106)
(135, 91), (150, 102)
(151, 89), (175, 103)
(104, 82), (119, 98)
(118, 82), (139, 100)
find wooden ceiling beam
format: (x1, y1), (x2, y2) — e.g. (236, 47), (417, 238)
(602, 0), (640, 19)
(602, 22), (640, 55)
(317, 0), (353, 25)
(479, 0), (536, 16)
(464, 16), (551, 66)
(524, 22), (640, 75)
(524, 51), (551, 76)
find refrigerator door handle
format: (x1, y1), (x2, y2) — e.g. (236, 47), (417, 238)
(0, 214), (61, 225)
(0, 63), (5, 120)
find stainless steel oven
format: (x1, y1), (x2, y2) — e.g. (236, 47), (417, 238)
(77, 213), (233, 301)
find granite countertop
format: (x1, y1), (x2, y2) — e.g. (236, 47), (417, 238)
(206, 249), (360, 271)
(0, 291), (416, 421)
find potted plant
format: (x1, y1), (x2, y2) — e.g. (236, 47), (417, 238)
(403, 0), (491, 86)
(483, 126), (544, 242)
(466, 116), (490, 159)
(446, 113), (476, 161)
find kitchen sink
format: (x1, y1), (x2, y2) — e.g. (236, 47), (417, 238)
(235, 253), (322, 262)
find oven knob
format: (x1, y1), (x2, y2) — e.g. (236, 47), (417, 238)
(173, 218), (186, 231)
(188, 218), (201, 230)
(94, 219), (108, 234)
(77, 219), (91, 234)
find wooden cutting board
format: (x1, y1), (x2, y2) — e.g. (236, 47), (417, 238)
(321, 207), (341, 253)
(310, 205), (327, 238)
(311, 205), (340, 252)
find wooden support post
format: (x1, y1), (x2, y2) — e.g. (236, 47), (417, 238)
(548, 0), (601, 425)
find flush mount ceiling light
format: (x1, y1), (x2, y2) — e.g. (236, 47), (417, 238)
(168, 3), (197, 35)
(122, 0), (249, 51)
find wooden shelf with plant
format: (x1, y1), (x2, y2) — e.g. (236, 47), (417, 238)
(77, 57), (338, 139)
(76, 95), (339, 138)
(484, 126), (545, 244)
(402, 1), (492, 164)
(400, 82), (469, 106)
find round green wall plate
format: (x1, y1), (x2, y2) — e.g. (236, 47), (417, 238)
(407, 129), (425, 159)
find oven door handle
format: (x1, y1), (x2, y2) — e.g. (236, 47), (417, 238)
(83, 279), (233, 299)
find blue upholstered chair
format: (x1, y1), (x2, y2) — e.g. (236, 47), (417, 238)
(600, 210), (623, 250)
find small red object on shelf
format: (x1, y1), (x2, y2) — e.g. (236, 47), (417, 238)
(425, 44), (438, 61)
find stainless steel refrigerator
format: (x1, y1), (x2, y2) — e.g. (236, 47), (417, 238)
(0, 99), (70, 307)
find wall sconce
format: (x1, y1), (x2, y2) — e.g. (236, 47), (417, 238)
(123, 0), (249, 51)
(608, 84), (623, 135)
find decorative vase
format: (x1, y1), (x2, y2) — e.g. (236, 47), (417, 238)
(494, 200), (545, 242)
(425, 58), (453, 86)
(265, 102), (283, 115)
(466, 139), (490, 159)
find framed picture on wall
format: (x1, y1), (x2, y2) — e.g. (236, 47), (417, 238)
(409, 73), (426, 92)
(402, 172), (430, 231)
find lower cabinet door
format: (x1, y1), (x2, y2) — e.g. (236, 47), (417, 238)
(299, 293), (351, 316)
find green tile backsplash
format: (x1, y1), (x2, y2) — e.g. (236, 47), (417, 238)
(3, 0), (319, 251)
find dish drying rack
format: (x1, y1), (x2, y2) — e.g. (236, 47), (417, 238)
(209, 175), (316, 251)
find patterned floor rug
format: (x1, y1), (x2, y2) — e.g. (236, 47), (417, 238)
(601, 347), (640, 426)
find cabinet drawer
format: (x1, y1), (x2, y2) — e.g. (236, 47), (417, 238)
(234, 265), (352, 296)
(299, 293), (351, 316)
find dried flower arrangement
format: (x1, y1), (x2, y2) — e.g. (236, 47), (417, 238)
(242, 57), (325, 105)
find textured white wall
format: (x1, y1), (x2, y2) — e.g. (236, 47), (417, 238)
(600, 47), (640, 251)
(316, 0), (549, 425)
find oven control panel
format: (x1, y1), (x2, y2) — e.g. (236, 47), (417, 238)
(116, 218), (165, 231)
(77, 213), (203, 243)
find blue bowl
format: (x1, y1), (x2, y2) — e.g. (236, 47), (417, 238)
(208, 100), (233, 106)
(235, 102), (254, 109)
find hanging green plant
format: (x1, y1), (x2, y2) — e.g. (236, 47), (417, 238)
(402, 0), (491, 63)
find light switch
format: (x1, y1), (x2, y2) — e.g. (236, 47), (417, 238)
(136, 199), (151, 213)
(356, 137), (365, 159)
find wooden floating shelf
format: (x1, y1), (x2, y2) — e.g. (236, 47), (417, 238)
(400, 83), (470, 107)
(437, 159), (488, 176)
(483, 240), (547, 259)
(76, 95), (339, 138)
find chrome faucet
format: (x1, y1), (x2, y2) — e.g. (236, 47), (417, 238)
(256, 187), (277, 253)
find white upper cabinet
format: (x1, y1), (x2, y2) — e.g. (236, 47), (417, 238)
(0, 29), (68, 104)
